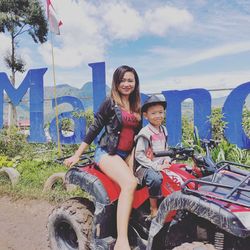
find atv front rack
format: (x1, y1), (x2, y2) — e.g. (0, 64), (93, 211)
(182, 160), (250, 208)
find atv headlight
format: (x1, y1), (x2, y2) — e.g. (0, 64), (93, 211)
(234, 212), (250, 229)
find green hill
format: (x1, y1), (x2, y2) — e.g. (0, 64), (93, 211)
(3, 82), (110, 123)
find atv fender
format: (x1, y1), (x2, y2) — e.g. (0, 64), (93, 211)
(147, 191), (250, 250)
(65, 166), (120, 205)
(65, 167), (119, 246)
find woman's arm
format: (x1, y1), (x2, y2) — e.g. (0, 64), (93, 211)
(64, 98), (112, 168)
(64, 141), (89, 168)
(83, 98), (111, 145)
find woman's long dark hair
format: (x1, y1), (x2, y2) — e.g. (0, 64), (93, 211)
(111, 65), (141, 116)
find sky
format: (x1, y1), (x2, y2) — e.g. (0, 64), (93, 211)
(1, 0), (250, 98)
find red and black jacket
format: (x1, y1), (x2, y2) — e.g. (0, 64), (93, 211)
(84, 97), (141, 155)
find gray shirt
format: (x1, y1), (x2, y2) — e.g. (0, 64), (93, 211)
(135, 123), (169, 172)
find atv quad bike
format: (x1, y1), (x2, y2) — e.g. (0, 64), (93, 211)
(47, 140), (250, 249)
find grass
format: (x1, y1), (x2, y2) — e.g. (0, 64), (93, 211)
(0, 161), (88, 204)
(0, 177), (88, 204)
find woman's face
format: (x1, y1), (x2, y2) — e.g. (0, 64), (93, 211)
(117, 71), (136, 97)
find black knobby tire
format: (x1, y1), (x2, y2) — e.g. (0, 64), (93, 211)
(47, 197), (95, 250)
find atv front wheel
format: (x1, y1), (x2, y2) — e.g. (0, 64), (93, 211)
(47, 197), (95, 250)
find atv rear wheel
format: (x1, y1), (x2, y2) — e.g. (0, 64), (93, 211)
(173, 241), (215, 250)
(47, 197), (95, 250)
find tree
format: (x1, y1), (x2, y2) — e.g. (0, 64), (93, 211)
(0, 0), (48, 126)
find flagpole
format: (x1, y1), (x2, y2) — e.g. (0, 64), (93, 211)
(50, 31), (62, 156)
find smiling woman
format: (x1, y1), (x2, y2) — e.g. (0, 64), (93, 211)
(64, 65), (142, 250)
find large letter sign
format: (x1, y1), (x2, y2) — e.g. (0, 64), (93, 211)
(0, 68), (47, 142)
(49, 62), (106, 144)
(0, 62), (249, 149)
(89, 62), (106, 114)
(163, 89), (212, 146)
(223, 82), (250, 148)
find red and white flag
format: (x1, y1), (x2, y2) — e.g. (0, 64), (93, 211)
(46, 0), (63, 35)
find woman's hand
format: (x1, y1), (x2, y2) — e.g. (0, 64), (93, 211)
(63, 142), (89, 168)
(64, 155), (80, 168)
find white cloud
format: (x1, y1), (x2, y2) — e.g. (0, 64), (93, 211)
(0, 33), (11, 53)
(100, 3), (193, 39)
(3, 0), (250, 98)
(102, 3), (143, 40)
(140, 70), (250, 98)
(19, 47), (33, 69)
(184, 42), (250, 66)
(0, 33), (11, 71)
(39, 0), (105, 68)
(144, 6), (193, 36)
(149, 41), (250, 69)
(38, 0), (194, 69)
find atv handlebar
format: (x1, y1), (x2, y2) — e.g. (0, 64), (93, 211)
(154, 147), (194, 161)
(200, 139), (220, 149)
(153, 149), (175, 158)
(55, 150), (95, 167)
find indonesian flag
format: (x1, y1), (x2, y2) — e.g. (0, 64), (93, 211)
(46, 0), (63, 35)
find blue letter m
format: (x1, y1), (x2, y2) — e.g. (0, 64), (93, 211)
(0, 68), (47, 142)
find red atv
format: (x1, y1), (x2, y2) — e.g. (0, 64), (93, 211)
(47, 140), (250, 249)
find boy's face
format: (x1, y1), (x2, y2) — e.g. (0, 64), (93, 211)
(143, 104), (165, 128)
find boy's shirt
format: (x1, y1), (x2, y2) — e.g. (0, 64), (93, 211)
(135, 123), (169, 172)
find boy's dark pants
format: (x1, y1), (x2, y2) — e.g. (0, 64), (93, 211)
(142, 168), (163, 198)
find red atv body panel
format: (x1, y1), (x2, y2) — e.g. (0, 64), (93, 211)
(79, 163), (198, 208)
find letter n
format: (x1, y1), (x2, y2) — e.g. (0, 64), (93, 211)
(223, 82), (250, 149)
(162, 89), (212, 146)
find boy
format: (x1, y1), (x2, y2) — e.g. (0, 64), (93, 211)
(134, 94), (170, 219)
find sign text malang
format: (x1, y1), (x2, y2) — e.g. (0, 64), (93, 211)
(0, 62), (249, 149)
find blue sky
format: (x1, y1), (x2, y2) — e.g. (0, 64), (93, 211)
(1, 0), (250, 98)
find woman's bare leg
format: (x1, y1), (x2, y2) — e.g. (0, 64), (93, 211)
(149, 198), (158, 217)
(99, 154), (137, 250)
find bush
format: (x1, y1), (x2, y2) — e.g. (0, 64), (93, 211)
(243, 106), (250, 138)
(0, 127), (30, 158)
(16, 160), (66, 189)
(210, 140), (250, 165)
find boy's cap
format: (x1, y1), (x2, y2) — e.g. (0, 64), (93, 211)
(141, 94), (166, 112)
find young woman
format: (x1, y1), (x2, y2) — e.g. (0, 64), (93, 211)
(64, 65), (141, 250)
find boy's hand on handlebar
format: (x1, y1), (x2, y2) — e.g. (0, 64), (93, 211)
(163, 159), (171, 167)
(64, 155), (80, 168)
(158, 164), (170, 171)
(157, 165), (166, 171)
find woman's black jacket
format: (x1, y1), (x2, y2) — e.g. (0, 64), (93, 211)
(84, 97), (141, 155)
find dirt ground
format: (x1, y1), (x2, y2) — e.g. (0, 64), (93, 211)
(0, 196), (54, 250)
